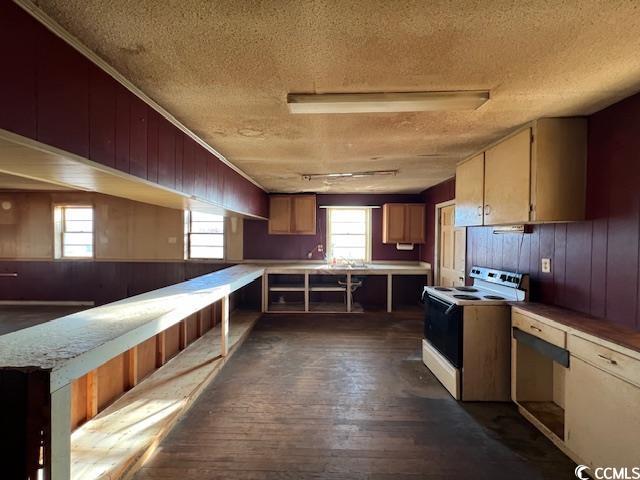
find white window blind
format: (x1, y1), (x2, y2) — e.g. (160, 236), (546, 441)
(326, 208), (371, 261)
(189, 211), (224, 259)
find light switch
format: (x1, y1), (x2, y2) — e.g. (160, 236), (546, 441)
(541, 258), (551, 273)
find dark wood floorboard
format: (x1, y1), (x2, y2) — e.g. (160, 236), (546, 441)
(135, 313), (576, 480)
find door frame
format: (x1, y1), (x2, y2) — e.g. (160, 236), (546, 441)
(434, 199), (457, 285)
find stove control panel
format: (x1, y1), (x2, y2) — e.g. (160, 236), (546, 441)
(469, 266), (524, 289)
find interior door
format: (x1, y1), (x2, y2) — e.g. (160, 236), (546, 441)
(439, 204), (466, 286)
(455, 153), (484, 226)
(484, 128), (531, 225)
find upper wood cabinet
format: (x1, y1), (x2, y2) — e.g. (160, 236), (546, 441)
(454, 153), (485, 226)
(382, 203), (425, 244)
(268, 194), (316, 235)
(454, 118), (587, 226)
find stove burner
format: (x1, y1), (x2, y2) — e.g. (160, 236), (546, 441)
(455, 286), (478, 292)
(453, 294), (481, 300)
(484, 295), (505, 300)
(434, 287), (453, 291)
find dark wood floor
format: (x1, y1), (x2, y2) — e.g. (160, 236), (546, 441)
(135, 313), (576, 479)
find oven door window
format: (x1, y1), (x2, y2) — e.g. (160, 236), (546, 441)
(425, 295), (463, 368)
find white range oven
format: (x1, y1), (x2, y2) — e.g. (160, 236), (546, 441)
(421, 266), (529, 401)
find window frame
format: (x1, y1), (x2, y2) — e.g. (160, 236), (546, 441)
(54, 204), (95, 260)
(186, 210), (226, 261)
(325, 207), (372, 262)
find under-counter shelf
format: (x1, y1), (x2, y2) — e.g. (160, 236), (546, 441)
(309, 284), (346, 292)
(268, 284), (306, 292)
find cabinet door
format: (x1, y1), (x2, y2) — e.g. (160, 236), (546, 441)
(484, 129), (531, 225)
(455, 153), (484, 226)
(268, 196), (292, 234)
(405, 204), (425, 243)
(565, 356), (640, 469)
(382, 204), (406, 243)
(291, 195), (316, 235)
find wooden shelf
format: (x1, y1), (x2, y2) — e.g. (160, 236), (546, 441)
(309, 284), (346, 292)
(268, 284), (306, 292)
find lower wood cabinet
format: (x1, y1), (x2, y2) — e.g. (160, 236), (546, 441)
(268, 194), (316, 235)
(382, 203), (425, 244)
(565, 346), (640, 470)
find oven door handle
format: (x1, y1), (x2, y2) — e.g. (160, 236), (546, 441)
(426, 294), (457, 315)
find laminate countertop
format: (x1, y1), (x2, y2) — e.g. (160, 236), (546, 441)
(261, 262), (431, 275)
(512, 302), (640, 356)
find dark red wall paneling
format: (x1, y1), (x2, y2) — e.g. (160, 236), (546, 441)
(36, 26), (90, 157)
(182, 136), (196, 195)
(88, 65), (116, 167)
(129, 96), (148, 177)
(158, 117), (176, 189)
(174, 131), (184, 192)
(115, 85), (131, 172)
(418, 178), (456, 265)
(243, 194), (422, 261)
(466, 92), (640, 331)
(146, 108), (160, 183)
(0, 261), (231, 306)
(0, 1), (38, 138)
(0, 3), (268, 218)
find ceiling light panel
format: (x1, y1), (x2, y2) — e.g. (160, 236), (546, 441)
(287, 91), (489, 114)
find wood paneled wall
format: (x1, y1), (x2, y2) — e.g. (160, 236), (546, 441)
(466, 92), (640, 331)
(0, 260), (231, 305)
(0, 192), (184, 261)
(243, 194), (423, 261)
(0, 1), (267, 219)
(419, 178), (456, 266)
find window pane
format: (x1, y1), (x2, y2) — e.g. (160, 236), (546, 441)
(332, 247), (365, 260)
(191, 221), (224, 234)
(191, 211), (223, 222)
(63, 232), (93, 245)
(331, 222), (365, 234)
(190, 246), (223, 259)
(331, 209), (365, 223)
(65, 220), (93, 232)
(65, 208), (93, 221)
(63, 244), (93, 257)
(332, 234), (365, 247)
(190, 233), (224, 247)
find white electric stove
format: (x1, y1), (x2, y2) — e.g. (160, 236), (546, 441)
(421, 266), (529, 401)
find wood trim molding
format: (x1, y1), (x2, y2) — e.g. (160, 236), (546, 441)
(13, 0), (266, 193)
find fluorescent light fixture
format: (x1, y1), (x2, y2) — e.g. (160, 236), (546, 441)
(287, 90), (489, 114)
(302, 170), (398, 181)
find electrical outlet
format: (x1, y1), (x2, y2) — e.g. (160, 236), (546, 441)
(168, 237), (177, 244)
(317, 245), (324, 253)
(541, 258), (551, 273)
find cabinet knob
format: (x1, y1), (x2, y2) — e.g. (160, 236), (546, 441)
(484, 204), (492, 215)
(477, 206), (483, 216)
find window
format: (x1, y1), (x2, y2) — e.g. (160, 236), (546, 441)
(326, 208), (371, 262)
(188, 211), (224, 259)
(54, 206), (94, 258)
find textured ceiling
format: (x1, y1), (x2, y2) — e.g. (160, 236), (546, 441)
(30, 0), (640, 193)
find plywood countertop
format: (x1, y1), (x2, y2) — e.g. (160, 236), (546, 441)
(512, 302), (640, 357)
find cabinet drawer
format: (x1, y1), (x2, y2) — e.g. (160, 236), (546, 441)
(512, 312), (565, 348)
(568, 334), (640, 388)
